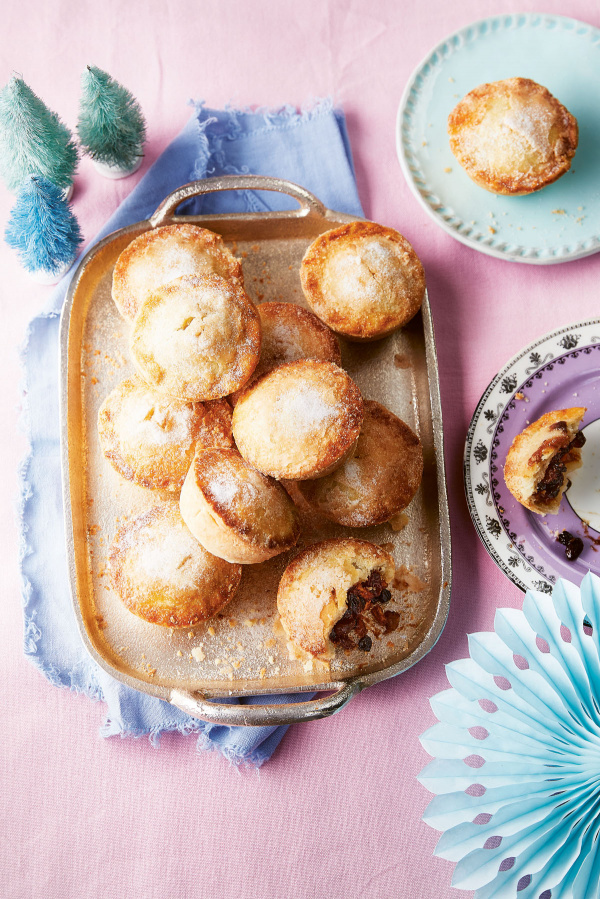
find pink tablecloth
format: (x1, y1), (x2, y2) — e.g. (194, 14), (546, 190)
(2, 1), (599, 896)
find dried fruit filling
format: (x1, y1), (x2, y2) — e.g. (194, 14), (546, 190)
(329, 569), (399, 652)
(534, 429), (585, 505)
(557, 530), (584, 562)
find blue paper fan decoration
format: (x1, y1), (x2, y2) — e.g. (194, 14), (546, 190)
(419, 573), (600, 899)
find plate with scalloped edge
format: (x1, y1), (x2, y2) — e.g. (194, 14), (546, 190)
(464, 319), (600, 593)
(396, 13), (600, 264)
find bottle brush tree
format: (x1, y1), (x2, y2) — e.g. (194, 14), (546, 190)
(5, 176), (83, 279)
(77, 66), (146, 174)
(0, 75), (78, 192)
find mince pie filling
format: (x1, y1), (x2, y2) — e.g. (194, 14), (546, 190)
(329, 569), (399, 652)
(533, 426), (585, 506)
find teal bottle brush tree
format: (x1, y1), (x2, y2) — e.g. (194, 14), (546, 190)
(5, 176), (83, 283)
(77, 66), (146, 179)
(0, 75), (78, 196)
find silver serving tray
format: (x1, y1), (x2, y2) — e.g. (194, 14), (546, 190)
(60, 175), (451, 727)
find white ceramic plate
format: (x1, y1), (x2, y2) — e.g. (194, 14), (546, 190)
(465, 319), (600, 594)
(397, 13), (600, 264)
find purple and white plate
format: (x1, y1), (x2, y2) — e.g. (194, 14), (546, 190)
(465, 319), (600, 593)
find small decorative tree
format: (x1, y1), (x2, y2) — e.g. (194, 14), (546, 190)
(5, 176), (83, 282)
(77, 66), (146, 178)
(0, 75), (78, 193)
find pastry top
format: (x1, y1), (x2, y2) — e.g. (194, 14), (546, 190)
(180, 447), (301, 564)
(448, 78), (578, 195)
(130, 273), (261, 402)
(108, 501), (242, 627)
(504, 407), (586, 514)
(232, 359), (364, 480)
(277, 538), (395, 659)
(292, 400), (423, 526)
(97, 378), (233, 491)
(230, 301), (341, 402)
(111, 223), (244, 321)
(300, 221), (425, 340)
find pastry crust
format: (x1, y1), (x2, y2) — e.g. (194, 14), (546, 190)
(232, 360), (364, 480)
(230, 301), (341, 403)
(111, 223), (244, 321)
(108, 501), (242, 627)
(97, 378), (233, 491)
(504, 407), (586, 514)
(277, 538), (396, 659)
(300, 221), (425, 340)
(290, 400), (423, 526)
(130, 273), (261, 402)
(180, 447), (301, 564)
(448, 78), (578, 195)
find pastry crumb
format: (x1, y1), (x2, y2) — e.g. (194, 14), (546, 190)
(393, 353), (411, 370)
(389, 511), (409, 532)
(393, 564), (427, 593)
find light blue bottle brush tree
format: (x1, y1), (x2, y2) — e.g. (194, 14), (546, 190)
(77, 66), (146, 178)
(5, 176), (83, 283)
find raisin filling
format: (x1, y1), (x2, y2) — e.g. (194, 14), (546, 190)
(534, 430), (585, 505)
(557, 530), (584, 562)
(328, 569), (399, 652)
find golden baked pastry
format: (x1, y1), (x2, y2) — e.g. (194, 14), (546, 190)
(108, 501), (242, 627)
(504, 407), (586, 514)
(290, 400), (423, 526)
(300, 221), (425, 340)
(130, 273), (261, 402)
(232, 359), (364, 480)
(111, 223), (244, 321)
(97, 378), (233, 491)
(277, 538), (396, 659)
(180, 447), (301, 564)
(230, 301), (341, 403)
(448, 78), (578, 195)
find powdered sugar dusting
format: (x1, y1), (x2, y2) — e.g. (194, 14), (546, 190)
(208, 473), (243, 506)
(267, 318), (305, 361)
(276, 382), (337, 433)
(136, 527), (196, 585)
(455, 84), (567, 181)
(119, 389), (194, 448)
(341, 457), (364, 487)
(115, 508), (203, 589)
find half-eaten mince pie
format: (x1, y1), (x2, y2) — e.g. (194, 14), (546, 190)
(504, 407), (586, 514)
(276, 538), (397, 660)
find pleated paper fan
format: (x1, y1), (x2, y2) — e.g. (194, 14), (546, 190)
(419, 573), (600, 899)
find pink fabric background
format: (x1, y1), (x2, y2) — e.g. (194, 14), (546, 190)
(2, 1), (599, 896)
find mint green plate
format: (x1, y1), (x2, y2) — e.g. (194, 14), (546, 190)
(396, 13), (600, 264)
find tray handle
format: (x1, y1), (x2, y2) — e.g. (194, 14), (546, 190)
(149, 174), (327, 227)
(169, 681), (362, 727)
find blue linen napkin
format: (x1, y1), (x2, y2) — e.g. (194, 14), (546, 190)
(18, 100), (364, 767)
